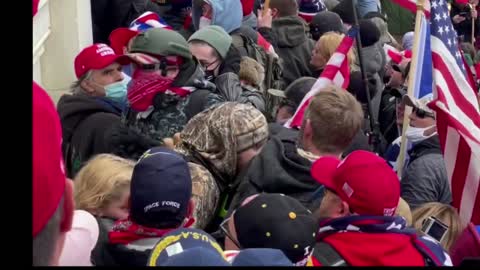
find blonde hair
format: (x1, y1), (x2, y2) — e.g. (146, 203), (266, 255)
(316, 32), (357, 69)
(305, 85), (364, 154)
(74, 154), (135, 213)
(395, 198), (412, 226)
(412, 202), (464, 251)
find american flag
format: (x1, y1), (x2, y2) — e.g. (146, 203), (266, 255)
(284, 28), (356, 129)
(428, 0), (480, 224)
(391, 0), (432, 17)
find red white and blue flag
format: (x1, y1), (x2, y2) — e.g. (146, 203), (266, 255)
(284, 27), (356, 129)
(427, 0), (480, 224)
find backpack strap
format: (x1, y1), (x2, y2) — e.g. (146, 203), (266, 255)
(312, 242), (348, 266)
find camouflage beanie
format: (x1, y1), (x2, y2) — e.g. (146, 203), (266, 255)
(130, 28), (192, 60)
(188, 26), (232, 59)
(177, 102), (268, 178)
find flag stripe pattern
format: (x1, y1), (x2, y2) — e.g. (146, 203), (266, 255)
(391, 0), (431, 17)
(428, 0), (480, 224)
(284, 28), (356, 129)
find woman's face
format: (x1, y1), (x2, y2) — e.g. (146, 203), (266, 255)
(310, 42), (327, 70)
(99, 188), (130, 220)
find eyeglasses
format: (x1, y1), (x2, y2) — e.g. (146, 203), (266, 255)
(200, 58), (220, 71)
(219, 213), (242, 249)
(413, 107), (435, 119)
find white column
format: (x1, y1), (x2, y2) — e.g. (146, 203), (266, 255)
(34, 0), (93, 103)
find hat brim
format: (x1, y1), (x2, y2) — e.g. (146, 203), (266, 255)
(109, 28), (140, 55)
(267, 89), (286, 98)
(391, 87), (407, 99)
(311, 156), (341, 191)
(402, 94), (419, 108)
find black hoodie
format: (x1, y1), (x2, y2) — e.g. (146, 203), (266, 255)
(57, 94), (123, 177)
(227, 123), (324, 214)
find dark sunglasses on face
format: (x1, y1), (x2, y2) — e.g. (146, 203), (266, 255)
(413, 107), (435, 119)
(219, 214), (242, 249)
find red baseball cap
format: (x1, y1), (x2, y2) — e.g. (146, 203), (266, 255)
(311, 150), (400, 217)
(33, 82), (67, 236)
(74, 43), (130, 79)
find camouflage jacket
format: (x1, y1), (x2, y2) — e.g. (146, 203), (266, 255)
(188, 162), (220, 230)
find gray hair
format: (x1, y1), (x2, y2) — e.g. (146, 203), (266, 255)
(32, 196), (64, 266)
(70, 70), (92, 95)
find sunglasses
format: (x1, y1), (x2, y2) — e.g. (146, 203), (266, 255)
(413, 107), (435, 119)
(219, 213), (242, 249)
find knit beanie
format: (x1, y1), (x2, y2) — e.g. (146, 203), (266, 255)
(298, 0), (327, 23)
(331, 0), (354, 24)
(310, 11), (344, 41)
(241, 0), (255, 16)
(359, 19), (381, 47)
(239, 57), (265, 88)
(188, 25), (233, 59)
(285, 77), (317, 108)
(130, 28), (192, 60)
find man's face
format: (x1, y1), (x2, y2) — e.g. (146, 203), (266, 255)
(82, 62), (124, 96)
(316, 189), (345, 220)
(189, 43), (221, 75)
(408, 106), (436, 129)
(387, 64), (404, 88)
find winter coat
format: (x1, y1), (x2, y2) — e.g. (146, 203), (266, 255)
(91, 0), (163, 44)
(401, 135), (452, 209)
(227, 123), (323, 214)
(450, 2), (480, 44)
(379, 86), (402, 145)
(269, 16), (316, 86)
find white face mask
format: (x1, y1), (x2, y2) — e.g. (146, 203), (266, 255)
(199, 16), (211, 29)
(405, 125), (436, 143)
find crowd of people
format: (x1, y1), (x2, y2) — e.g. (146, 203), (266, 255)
(33, 0), (480, 266)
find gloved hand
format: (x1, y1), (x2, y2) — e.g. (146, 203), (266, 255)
(107, 122), (161, 161)
(219, 45), (241, 75)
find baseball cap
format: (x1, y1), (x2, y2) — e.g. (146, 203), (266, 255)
(109, 12), (172, 55)
(147, 228), (228, 266)
(74, 43), (130, 79)
(129, 28), (192, 61)
(233, 193), (318, 265)
(33, 82), (67, 237)
(311, 150), (400, 217)
(231, 248), (293, 266)
(402, 93), (435, 115)
(268, 77), (317, 109)
(130, 147), (193, 228)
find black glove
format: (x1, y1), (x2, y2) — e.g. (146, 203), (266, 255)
(106, 122), (161, 161)
(219, 45), (241, 75)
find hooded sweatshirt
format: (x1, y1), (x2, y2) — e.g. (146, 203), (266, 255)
(271, 16), (316, 86)
(57, 94), (124, 178)
(192, 0), (243, 34)
(227, 123), (323, 214)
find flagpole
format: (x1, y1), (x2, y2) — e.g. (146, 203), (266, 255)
(472, 3), (476, 46)
(351, 0), (382, 154)
(396, 0), (426, 179)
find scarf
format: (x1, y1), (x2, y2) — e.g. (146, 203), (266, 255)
(127, 69), (195, 112)
(317, 215), (451, 266)
(108, 216), (195, 245)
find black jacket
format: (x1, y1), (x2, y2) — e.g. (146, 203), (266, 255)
(58, 94), (158, 177)
(91, 0), (163, 44)
(450, 2), (480, 43)
(227, 124), (324, 215)
(379, 86), (401, 145)
(269, 16), (315, 86)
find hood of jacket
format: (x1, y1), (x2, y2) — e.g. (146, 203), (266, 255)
(192, 0), (243, 33)
(57, 93), (122, 142)
(242, 12), (257, 30)
(359, 42), (385, 75)
(237, 124), (323, 209)
(272, 16), (310, 48)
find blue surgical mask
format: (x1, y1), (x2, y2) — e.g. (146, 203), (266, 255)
(105, 75), (131, 103)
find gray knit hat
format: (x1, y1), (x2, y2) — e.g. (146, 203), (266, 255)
(188, 25), (233, 59)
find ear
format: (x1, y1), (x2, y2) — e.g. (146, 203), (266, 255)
(60, 179), (75, 233)
(271, 8), (279, 18)
(338, 201), (351, 217)
(80, 79), (96, 95)
(185, 199), (195, 219)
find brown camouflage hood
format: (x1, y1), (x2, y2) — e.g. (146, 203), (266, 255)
(176, 102), (268, 178)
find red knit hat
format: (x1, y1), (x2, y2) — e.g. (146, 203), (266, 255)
(240, 0), (255, 16)
(33, 83), (67, 237)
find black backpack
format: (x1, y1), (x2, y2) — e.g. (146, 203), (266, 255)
(231, 34), (286, 121)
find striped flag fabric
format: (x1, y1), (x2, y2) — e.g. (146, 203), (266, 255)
(284, 27), (357, 129)
(391, 0), (432, 17)
(428, 0), (480, 224)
